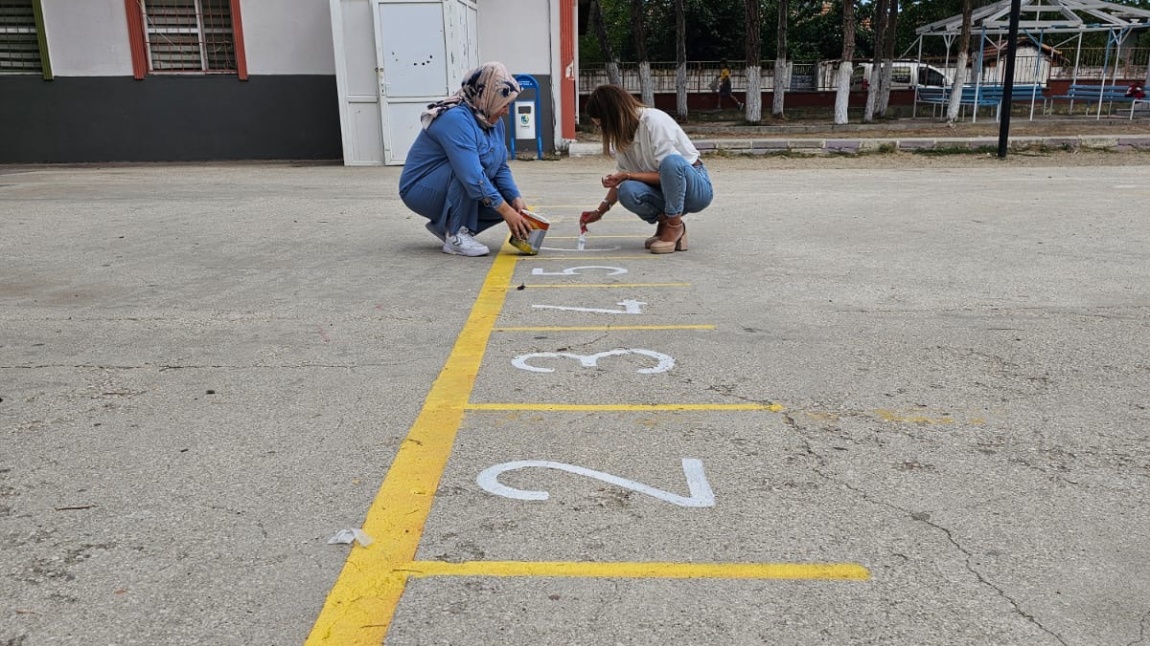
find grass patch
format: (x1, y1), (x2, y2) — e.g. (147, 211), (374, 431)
(913, 144), (999, 156)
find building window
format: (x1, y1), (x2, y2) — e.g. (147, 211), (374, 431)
(0, 0), (49, 77)
(139, 0), (237, 73)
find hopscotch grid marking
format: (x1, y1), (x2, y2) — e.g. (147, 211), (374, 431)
(309, 245), (869, 645)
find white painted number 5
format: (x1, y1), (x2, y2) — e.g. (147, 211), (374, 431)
(477, 458), (715, 508)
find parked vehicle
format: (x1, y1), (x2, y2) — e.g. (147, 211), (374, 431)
(850, 62), (952, 90)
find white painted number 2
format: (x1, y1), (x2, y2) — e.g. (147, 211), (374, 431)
(531, 266), (629, 276)
(477, 458), (715, 508)
(512, 348), (674, 374)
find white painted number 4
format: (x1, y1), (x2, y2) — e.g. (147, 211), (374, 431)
(477, 458), (715, 508)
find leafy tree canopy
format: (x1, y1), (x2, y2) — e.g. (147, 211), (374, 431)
(580, 0), (1150, 64)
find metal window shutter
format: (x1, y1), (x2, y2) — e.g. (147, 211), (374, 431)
(0, 0), (42, 71)
(145, 0), (234, 71)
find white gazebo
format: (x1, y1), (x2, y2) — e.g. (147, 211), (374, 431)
(913, 0), (1150, 119)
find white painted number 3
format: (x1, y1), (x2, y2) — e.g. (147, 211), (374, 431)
(512, 348), (674, 374)
(477, 458), (716, 508)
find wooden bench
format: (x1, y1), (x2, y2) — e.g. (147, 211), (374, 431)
(1045, 83), (1139, 115)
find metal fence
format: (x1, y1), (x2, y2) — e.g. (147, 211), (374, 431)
(580, 49), (1150, 94)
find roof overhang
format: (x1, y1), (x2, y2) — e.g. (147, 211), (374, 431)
(916, 0), (1150, 36)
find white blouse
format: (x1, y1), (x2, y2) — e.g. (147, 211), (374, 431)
(614, 108), (700, 173)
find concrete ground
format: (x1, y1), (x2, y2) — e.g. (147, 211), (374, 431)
(2, 149), (1149, 646)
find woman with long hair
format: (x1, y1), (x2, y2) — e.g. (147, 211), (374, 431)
(400, 62), (533, 257)
(579, 84), (713, 254)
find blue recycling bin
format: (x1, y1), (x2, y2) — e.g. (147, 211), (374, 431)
(507, 74), (543, 160)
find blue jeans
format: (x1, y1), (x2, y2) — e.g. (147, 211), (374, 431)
(400, 182), (507, 237)
(616, 155), (713, 224)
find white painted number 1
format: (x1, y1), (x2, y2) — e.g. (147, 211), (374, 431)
(477, 458), (715, 508)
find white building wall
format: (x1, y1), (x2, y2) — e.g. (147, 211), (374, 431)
(41, 0), (132, 76)
(39, 0), (336, 77)
(477, 0), (566, 150)
(243, 1), (336, 75)
(477, 0), (550, 75)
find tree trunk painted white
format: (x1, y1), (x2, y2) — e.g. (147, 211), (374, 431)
(605, 61), (622, 87)
(639, 62), (654, 106)
(746, 65), (762, 122)
(772, 58), (788, 117)
(877, 59), (893, 115)
(834, 62), (852, 124)
(947, 52), (970, 124)
(676, 63), (687, 119)
(863, 65), (878, 122)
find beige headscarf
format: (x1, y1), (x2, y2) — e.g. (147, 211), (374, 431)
(420, 62), (521, 130)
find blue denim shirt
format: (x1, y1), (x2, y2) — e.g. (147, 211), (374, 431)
(399, 105), (519, 209)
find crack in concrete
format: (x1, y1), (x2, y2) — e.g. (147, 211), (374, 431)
(1127, 608), (1150, 646)
(781, 413), (1070, 646)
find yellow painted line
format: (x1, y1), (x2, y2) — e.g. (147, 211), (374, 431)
(305, 251), (518, 646)
(466, 403), (786, 412)
(404, 560), (870, 581)
(518, 255), (660, 261)
(512, 282), (690, 289)
(549, 234), (650, 239)
(493, 324), (716, 332)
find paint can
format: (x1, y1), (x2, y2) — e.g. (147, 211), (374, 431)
(509, 210), (550, 255)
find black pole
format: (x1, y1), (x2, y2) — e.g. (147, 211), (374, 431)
(997, 0), (1023, 158)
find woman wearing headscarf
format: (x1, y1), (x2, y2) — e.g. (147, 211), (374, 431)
(400, 62), (533, 257)
(578, 84), (713, 254)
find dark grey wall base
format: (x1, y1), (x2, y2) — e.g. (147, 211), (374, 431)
(0, 75), (343, 163)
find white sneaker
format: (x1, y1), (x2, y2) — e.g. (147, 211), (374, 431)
(425, 221), (446, 243)
(442, 226), (489, 256)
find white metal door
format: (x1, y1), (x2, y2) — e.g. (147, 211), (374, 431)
(373, 0), (452, 165)
(450, 0), (479, 82)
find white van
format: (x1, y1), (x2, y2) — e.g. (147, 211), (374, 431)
(850, 61), (952, 90)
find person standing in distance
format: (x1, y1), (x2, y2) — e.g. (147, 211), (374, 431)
(579, 85), (714, 254)
(399, 62), (533, 257)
